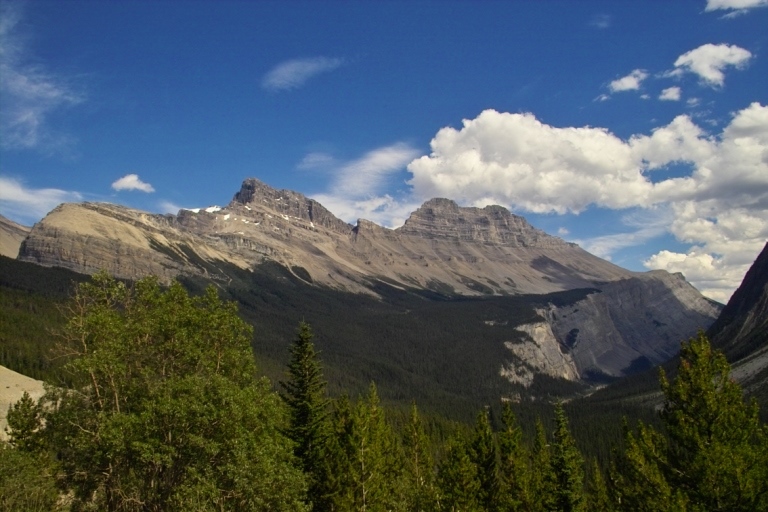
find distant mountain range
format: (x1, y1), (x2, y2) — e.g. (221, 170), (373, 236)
(1, 178), (724, 404)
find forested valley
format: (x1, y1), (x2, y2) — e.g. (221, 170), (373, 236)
(1, 265), (767, 511)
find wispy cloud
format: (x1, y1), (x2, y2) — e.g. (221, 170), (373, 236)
(0, 3), (84, 152)
(262, 57), (345, 91)
(589, 14), (612, 29)
(331, 143), (420, 197)
(705, 0), (768, 17)
(0, 175), (82, 224)
(112, 174), (155, 193)
(306, 143), (420, 228)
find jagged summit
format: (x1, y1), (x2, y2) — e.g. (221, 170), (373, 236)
(231, 178), (352, 234)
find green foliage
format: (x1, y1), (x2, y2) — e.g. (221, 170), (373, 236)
(549, 402), (586, 512)
(437, 434), (482, 512)
(4, 390), (44, 452)
(402, 403), (439, 511)
(497, 403), (529, 511)
(470, 408), (500, 511)
(613, 332), (768, 511)
(39, 272), (307, 511)
(280, 321), (330, 508)
(319, 385), (404, 511)
(0, 443), (61, 511)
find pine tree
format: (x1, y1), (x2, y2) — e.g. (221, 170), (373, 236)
(4, 391), (44, 453)
(403, 402), (439, 511)
(497, 402), (529, 512)
(549, 402), (585, 512)
(324, 384), (402, 511)
(438, 433), (482, 512)
(471, 407), (501, 511)
(615, 332), (768, 511)
(280, 321), (330, 508)
(586, 459), (612, 512)
(529, 419), (553, 512)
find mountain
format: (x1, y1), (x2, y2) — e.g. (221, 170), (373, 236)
(585, 242), (768, 421)
(708, 242), (768, 406)
(0, 214), (30, 259)
(14, 178), (721, 390)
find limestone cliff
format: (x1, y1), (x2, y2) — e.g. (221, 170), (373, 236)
(0, 214), (30, 258)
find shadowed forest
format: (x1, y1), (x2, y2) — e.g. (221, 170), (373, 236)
(1, 264), (767, 511)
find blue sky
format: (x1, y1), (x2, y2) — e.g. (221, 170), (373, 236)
(1, 0), (767, 303)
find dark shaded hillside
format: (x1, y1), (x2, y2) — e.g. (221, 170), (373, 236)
(181, 260), (594, 421)
(582, 242), (768, 422)
(2, 256), (595, 422)
(708, 242), (768, 361)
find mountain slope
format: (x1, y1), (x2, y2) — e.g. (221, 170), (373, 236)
(14, 177), (722, 387)
(0, 214), (30, 258)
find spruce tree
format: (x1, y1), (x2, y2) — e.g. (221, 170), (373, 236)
(615, 332), (768, 511)
(529, 419), (553, 512)
(280, 321), (330, 508)
(438, 433), (482, 512)
(471, 407), (501, 511)
(549, 402), (585, 512)
(497, 402), (529, 512)
(403, 402), (439, 511)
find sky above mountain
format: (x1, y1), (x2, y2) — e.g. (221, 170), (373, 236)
(1, 0), (767, 303)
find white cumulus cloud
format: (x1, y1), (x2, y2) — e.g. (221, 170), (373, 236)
(0, 175), (82, 224)
(659, 86), (681, 101)
(608, 69), (648, 93)
(112, 174), (155, 193)
(405, 103), (768, 301)
(671, 43), (752, 87)
(262, 57), (345, 91)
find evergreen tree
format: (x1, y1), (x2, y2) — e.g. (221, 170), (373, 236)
(615, 332), (768, 511)
(471, 407), (501, 511)
(4, 390), (44, 453)
(529, 419), (553, 512)
(549, 402), (585, 512)
(438, 433), (482, 512)
(280, 321), (330, 508)
(497, 402), (529, 512)
(324, 384), (402, 511)
(402, 402), (439, 511)
(586, 459), (612, 512)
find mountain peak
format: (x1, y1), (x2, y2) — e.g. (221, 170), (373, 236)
(230, 178), (352, 234)
(396, 198), (565, 247)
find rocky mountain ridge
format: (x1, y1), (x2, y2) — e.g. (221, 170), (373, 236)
(14, 177), (722, 382)
(0, 214), (30, 258)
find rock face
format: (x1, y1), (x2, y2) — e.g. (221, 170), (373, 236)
(708, 242), (768, 361)
(541, 271), (722, 379)
(502, 319), (580, 386)
(707, 243), (768, 398)
(0, 214), (30, 258)
(15, 177), (723, 382)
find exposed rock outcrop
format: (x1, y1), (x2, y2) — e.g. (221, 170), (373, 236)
(541, 271), (722, 379)
(0, 214), (30, 258)
(502, 319), (580, 387)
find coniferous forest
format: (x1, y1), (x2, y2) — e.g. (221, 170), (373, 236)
(1, 268), (768, 511)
